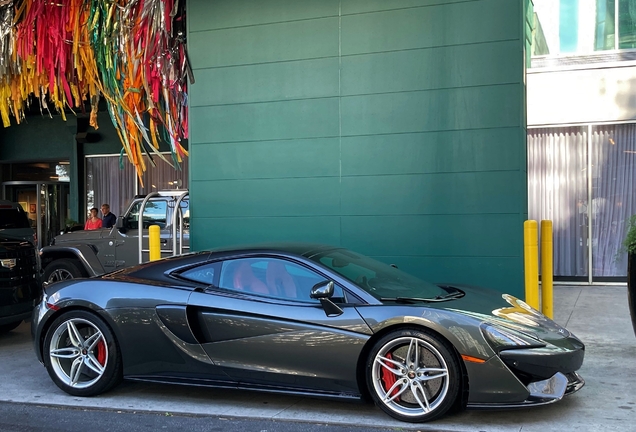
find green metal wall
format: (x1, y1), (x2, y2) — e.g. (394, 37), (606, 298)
(187, 0), (528, 295)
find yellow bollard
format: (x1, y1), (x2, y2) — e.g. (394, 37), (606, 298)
(524, 220), (540, 310)
(541, 220), (554, 319)
(149, 225), (161, 261)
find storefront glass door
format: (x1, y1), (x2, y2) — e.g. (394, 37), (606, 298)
(528, 123), (636, 282)
(2, 182), (70, 249)
(528, 126), (589, 280)
(590, 124), (636, 278)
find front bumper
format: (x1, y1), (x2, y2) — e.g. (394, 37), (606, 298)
(0, 296), (39, 326)
(498, 338), (585, 382)
(464, 334), (585, 407)
(0, 309), (32, 326)
(468, 371), (585, 409)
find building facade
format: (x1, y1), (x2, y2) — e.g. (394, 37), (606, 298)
(187, 0), (530, 295)
(1, 0), (530, 295)
(528, 0), (636, 283)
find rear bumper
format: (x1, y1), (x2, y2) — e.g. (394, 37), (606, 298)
(468, 371), (585, 409)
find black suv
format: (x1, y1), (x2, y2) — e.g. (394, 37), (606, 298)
(0, 201), (39, 334)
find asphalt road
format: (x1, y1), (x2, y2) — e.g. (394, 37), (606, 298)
(0, 401), (414, 432)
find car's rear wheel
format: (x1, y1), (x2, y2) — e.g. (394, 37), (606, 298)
(0, 320), (22, 334)
(43, 310), (122, 396)
(43, 259), (84, 283)
(366, 328), (460, 423)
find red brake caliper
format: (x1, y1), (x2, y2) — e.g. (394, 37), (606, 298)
(380, 352), (400, 401)
(96, 339), (106, 366)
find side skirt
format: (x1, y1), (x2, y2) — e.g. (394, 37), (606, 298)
(125, 375), (362, 400)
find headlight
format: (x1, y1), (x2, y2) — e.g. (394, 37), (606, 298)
(480, 323), (546, 352)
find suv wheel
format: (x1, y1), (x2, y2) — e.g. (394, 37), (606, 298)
(43, 259), (85, 283)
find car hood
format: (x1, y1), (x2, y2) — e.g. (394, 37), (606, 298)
(0, 228), (35, 245)
(51, 228), (109, 244)
(0, 235), (34, 251)
(441, 284), (578, 345)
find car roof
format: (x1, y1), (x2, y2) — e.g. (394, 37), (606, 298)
(132, 191), (189, 199)
(205, 242), (339, 258)
(105, 243), (341, 283)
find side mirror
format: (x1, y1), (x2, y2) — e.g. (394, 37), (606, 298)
(310, 281), (343, 317)
(116, 216), (126, 232)
(310, 280), (334, 299)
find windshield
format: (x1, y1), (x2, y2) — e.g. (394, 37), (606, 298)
(311, 248), (446, 300)
(125, 200), (168, 229)
(0, 208), (30, 229)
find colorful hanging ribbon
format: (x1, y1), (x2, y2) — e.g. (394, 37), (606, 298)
(0, 0), (192, 182)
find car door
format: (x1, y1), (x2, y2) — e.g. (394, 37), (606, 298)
(186, 256), (373, 396)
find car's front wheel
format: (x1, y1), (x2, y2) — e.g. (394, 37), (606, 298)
(43, 310), (122, 396)
(366, 328), (460, 423)
(43, 259), (85, 283)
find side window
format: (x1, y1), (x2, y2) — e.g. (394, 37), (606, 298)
(126, 200), (167, 229)
(179, 262), (217, 285)
(181, 199), (190, 229)
(125, 202), (140, 229)
(167, 198), (190, 230)
(219, 258), (344, 302)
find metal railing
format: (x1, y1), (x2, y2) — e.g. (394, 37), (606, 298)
(137, 191), (189, 264)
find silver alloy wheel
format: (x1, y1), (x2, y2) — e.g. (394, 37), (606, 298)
(371, 336), (450, 418)
(47, 268), (75, 283)
(48, 318), (108, 389)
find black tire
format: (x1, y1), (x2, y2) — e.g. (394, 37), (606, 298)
(365, 328), (460, 423)
(43, 310), (122, 396)
(0, 320), (23, 334)
(43, 259), (85, 283)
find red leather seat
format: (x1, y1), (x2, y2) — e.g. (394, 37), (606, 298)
(266, 261), (297, 298)
(233, 262), (268, 294)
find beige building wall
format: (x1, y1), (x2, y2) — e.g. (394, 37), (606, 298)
(527, 64), (636, 126)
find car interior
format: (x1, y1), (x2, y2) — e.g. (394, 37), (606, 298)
(219, 258), (339, 302)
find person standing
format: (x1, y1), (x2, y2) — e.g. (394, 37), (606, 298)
(101, 203), (117, 228)
(84, 208), (102, 230)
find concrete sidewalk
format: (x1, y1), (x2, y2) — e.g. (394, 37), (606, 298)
(1, 286), (634, 431)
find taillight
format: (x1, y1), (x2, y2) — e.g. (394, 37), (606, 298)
(46, 301), (60, 311)
(42, 292), (60, 311)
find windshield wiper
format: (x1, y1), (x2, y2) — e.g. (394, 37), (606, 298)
(381, 290), (465, 303)
(434, 291), (465, 300)
(381, 296), (456, 303)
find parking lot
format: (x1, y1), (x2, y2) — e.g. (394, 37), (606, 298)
(1, 285), (634, 431)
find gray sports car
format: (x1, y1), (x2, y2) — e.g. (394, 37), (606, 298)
(31, 243), (585, 423)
